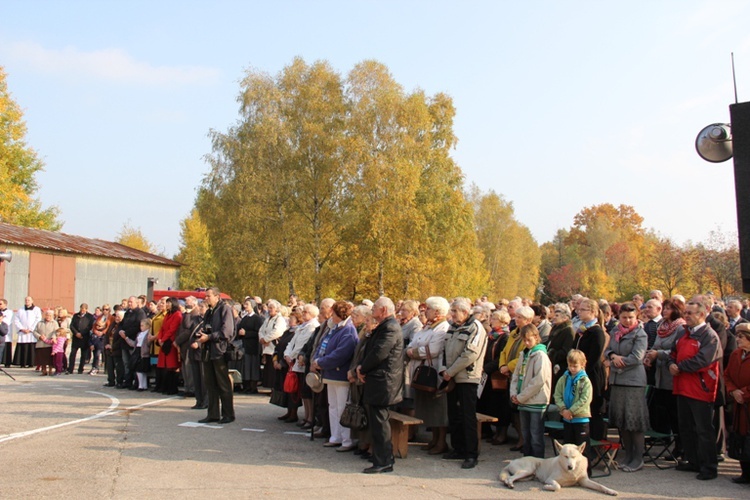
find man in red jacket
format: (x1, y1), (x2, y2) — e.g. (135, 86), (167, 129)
(669, 297), (722, 480)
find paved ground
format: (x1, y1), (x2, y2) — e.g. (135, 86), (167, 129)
(0, 367), (747, 499)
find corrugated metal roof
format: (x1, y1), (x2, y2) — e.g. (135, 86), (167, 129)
(0, 222), (181, 267)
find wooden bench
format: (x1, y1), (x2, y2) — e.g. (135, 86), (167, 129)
(476, 412), (498, 452)
(389, 411), (423, 458)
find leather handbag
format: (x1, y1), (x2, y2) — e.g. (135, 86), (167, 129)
(411, 345), (439, 393)
(490, 371), (509, 390)
(340, 389), (368, 430)
(727, 403), (750, 461)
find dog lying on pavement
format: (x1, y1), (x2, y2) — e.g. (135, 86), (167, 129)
(499, 440), (618, 496)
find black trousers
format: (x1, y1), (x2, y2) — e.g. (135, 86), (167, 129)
(447, 382), (479, 459)
(677, 395), (717, 475)
(190, 359), (207, 407)
(366, 404), (394, 467)
(203, 357), (234, 420)
(68, 340), (88, 373)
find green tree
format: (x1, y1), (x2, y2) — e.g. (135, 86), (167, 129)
(0, 66), (61, 230)
(175, 209), (218, 290)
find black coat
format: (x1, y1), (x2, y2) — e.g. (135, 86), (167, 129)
(121, 308), (146, 341)
(203, 300), (234, 360)
(574, 324), (606, 397)
(547, 321), (575, 389)
(360, 316), (404, 407)
(70, 312), (95, 345)
(237, 313), (264, 355)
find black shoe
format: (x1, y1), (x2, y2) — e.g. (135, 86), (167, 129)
(191, 404), (207, 410)
(509, 445), (524, 452)
(115, 384), (124, 389)
(696, 471), (717, 481)
(717, 454), (725, 463)
(219, 416), (235, 424)
(184, 392), (195, 397)
(676, 461), (699, 472)
(461, 458), (478, 469)
(360, 452), (372, 460)
(103, 383), (115, 387)
(198, 417), (220, 423)
(731, 476), (750, 484)
(442, 451), (463, 460)
(363, 464), (393, 474)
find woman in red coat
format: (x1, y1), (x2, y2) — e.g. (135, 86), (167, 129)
(726, 323), (750, 484)
(157, 298), (183, 395)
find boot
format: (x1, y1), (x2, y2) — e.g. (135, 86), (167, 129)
(492, 425), (509, 445)
(510, 414), (524, 451)
(421, 428), (438, 451)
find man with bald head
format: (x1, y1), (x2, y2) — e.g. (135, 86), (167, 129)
(357, 297), (403, 474)
(120, 296), (146, 389)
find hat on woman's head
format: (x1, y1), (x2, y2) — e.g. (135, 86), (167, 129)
(306, 372), (324, 393)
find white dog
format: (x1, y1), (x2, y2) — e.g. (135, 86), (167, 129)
(499, 440), (617, 496)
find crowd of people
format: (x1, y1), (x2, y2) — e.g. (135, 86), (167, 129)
(1, 289), (749, 482)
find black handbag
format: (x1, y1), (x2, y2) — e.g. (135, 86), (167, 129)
(727, 403), (750, 462)
(340, 389), (368, 430)
(411, 345), (439, 392)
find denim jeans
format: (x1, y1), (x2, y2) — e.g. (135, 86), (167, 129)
(520, 409), (546, 458)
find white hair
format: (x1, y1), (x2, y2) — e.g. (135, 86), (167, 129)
(451, 297), (473, 314)
(375, 296), (395, 315)
(515, 306), (535, 320)
(303, 303), (320, 317)
(424, 296), (450, 316)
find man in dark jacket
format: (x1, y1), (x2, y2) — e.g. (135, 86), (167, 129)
(175, 296), (201, 398)
(197, 287), (235, 424)
(69, 303), (95, 374)
(357, 296), (403, 474)
(120, 296), (146, 389)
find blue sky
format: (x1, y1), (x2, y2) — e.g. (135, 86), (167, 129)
(1, 1), (749, 258)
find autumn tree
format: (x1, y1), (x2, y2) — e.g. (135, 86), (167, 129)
(175, 209), (217, 290)
(470, 187), (539, 299)
(200, 58), (488, 301)
(116, 223), (158, 254)
(0, 66), (61, 230)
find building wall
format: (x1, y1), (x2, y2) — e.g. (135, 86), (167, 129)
(75, 256), (179, 307)
(2, 246), (30, 309)
(0, 246), (179, 310)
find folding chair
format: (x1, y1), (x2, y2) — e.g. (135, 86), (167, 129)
(589, 439), (621, 478)
(644, 429), (678, 469)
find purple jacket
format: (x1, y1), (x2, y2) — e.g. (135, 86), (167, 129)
(314, 320), (358, 382)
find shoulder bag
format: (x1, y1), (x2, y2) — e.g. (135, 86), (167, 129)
(340, 388), (368, 430)
(411, 345), (439, 393)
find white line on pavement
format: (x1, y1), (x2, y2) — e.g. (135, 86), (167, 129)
(0, 391), (120, 444)
(241, 428), (266, 432)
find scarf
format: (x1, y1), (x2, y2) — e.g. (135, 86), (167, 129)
(576, 319), (597, 337)
(488, 325), (508, 341)
(563, 369), (588, 409)
(657, 318), (685, 338)
(614, 322), (639, 343)
(25, 304), (35, 311)
(516, 343), (548, 393)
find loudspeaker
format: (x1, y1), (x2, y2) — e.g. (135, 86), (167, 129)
(695, 123), (733, 163)
(0, 251), (12, 263)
